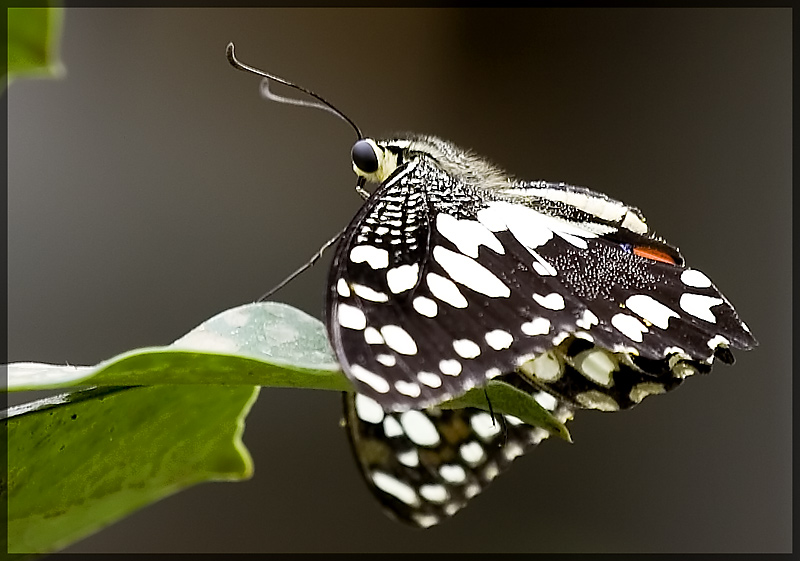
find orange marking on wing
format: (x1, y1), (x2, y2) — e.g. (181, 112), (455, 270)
(632, 246), (676, 265)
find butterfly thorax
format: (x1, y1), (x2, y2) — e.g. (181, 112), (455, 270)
(358, 135), (659, 239)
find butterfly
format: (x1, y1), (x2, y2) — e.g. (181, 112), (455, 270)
(227, 43), (757, 528)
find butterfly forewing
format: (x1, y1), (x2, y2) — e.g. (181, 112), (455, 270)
(327, 159), (498, 409)
(327, 151), (755, 412)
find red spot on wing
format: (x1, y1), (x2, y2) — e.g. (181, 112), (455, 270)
(632, 246), (677, 265)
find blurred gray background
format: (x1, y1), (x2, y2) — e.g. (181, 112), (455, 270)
(6, 7), (791, 553)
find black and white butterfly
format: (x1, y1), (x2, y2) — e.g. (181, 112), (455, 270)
(227, 44), (757, 528)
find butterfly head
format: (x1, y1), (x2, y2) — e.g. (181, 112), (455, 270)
(351, 138), (406, 184)
(352, 135), (511, 191)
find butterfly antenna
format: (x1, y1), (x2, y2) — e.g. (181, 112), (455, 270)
(226, 42), (362, 140)
(256, 228), (345, 302)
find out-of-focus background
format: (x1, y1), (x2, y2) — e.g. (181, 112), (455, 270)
(6, 7), (791, 553)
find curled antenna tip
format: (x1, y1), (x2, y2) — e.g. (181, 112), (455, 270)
(225, 43), (362, 139)
(226, 42), (239, 68)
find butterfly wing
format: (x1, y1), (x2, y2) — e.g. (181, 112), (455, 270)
(342, 384), (574, 528)
(342, 331), (710, 527)
(326, 158), (756, 411)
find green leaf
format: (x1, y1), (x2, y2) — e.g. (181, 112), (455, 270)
(442, 380), (572, 442)
(5, 301), (569, 439)
(6, 5), (65, 85)
(4, 384), (260, 554)
(5, 302), (347, 392)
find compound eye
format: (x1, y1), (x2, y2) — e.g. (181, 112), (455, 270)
(352, 139), (380, 174)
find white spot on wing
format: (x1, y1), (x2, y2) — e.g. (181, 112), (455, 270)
(444, 503), (461, 516)
(352, 283), (389, 302)
(439, 359), (462, 376)
(453, 339), (481, 359)
(337, 304), (366, 330)
(576, 390), (620, 411)
(556, 231), (588, 249)
(521, 317), (551, 336)
(527, 248), (557, 276)
(520, 350), (562, 381)
(483, 462), (500, 481)
(575, 349), (617, 387)
(626, 294), (679, 329)
(432, 246), (510, 298)
(485, 329), (513, 350)
(354, 394), (384, 424)
(479, 201), (600, 249)
(439, 464), (467, 484)
(380, 325), (418, 355)
(611, 313), (649, 342)
(533, 262), (553, 276)
(459, 441), (486, 466)
(621, 210), (648, 234)
(363, 326), (384, 345)
(412, 296), (438, 317)
(419, 484), (449, 503)
(350, 364), (390, 393)
(629, 382), (666, 404)
(480, 202), (552, 247)
(349, 245), (389, 269)
(412, 513), (439, 528)
(400, 410), (441, 446)
(376, 354), (396, 367)
(436, 213), (505, 258)
(486, 367), (502, 379)
(534, 391), (558, 411)
(470, 412), (501, 440)
(395, 380), (421, 397)
(417, 371), (442, 388)
(681, 268), (713, 288)
(383, 416), (403, 437)
(680, 293), (724, 323)
(427, 273), (468, 308)
(397, 449), (419, 467)
(533, 292), (565, 310)
(552, 331), (570, 345)
(475, 204), (508, 232)
(503, 441), (524, 461)
(371, 471), (420, 506)
(665, 346), (688, 358)
(576, 309), (599, 329)
(336, 278), (350, 297)
(464, 483), (481, 498)
(707, 334), (730, 349)
(386, 263), (420, 294)
(529, 428), (548, 445)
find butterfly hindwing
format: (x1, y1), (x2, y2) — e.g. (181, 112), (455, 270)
(342, 332), (712, 527)
(342, 385), (574, 528)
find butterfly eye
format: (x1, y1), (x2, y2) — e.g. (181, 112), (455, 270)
(352, 139), (380, 174)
